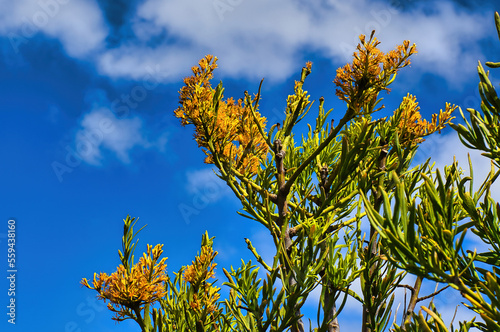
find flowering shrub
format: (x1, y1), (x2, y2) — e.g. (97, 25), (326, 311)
(83, 12), (500, 332)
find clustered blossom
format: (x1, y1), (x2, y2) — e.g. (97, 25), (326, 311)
(81, 244), (168, 321)
(334, 33), (417, 114)
(286, 63), (312, 116)
(183, 245), (220, 314)
(396, 93), (457, 145)
(174, 55), (268, 175)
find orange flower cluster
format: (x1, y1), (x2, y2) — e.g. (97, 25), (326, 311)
(286, 75), (311, 116)
(174, 55), (268, 174)
(183, 245), (217, 284)
(334, 33), (417, 114)
(183, 245), (220, 314)
(396, 93), (456, 145)
(81, 244), (168, 320)
(188, 286), (221, 314)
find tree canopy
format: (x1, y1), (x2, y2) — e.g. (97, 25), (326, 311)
(82, 11), (500, 332)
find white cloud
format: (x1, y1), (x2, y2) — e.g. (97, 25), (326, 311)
(0, 0), (491, 85)
(184, 168), (230, 198)
(74, 107), (165, 165)
(0, 0), (108, 57)
(98, 44), (187, 81)
(95, 0), (490, 85)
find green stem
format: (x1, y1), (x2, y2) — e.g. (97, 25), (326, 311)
(132, 305), (148, 332)
(362, 140), (388, 332)
(284, 108), (355, 195)
(403, 276), (423, 327)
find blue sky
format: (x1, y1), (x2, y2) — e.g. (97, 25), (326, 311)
(1, 0), (500, 331)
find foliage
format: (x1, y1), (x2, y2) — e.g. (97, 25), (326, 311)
(81, 216), (168, 328)
(82, 12), (500, 332)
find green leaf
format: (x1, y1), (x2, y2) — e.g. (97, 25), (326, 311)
(486, 61), (500, 68)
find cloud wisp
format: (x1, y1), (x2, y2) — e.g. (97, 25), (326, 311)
(95, 0), (491, 85)
(1, 0), (108, 57)
(75, 108), (148, 165)
(51, 105), (169, 182)
(0, 0), (493, 85)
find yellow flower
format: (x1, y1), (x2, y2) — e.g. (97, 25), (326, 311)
(183, 245), (217, 285)
(396, 93), (456, 146)
(174, 55), (268, 175)
(183, 245), (221, 314)
(81, 244), (168, 321)
(286, 79), (311, 117)
(334, 32), (417, 115)
(189, 286), (221, 314)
